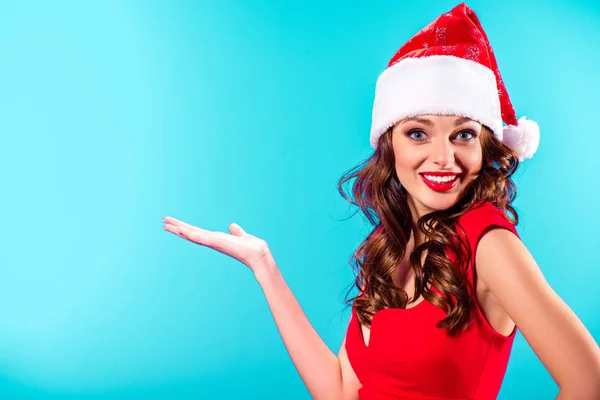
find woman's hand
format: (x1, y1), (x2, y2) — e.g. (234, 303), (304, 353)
(163, 216), (355, 400)
(162, 217), (276, 276)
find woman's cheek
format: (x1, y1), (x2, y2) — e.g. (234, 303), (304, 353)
(461, 145), (483, 168)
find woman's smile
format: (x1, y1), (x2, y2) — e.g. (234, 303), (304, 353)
(419, 173), (461, 192)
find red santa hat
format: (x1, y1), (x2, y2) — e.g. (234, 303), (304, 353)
(370, 2), (540, 161)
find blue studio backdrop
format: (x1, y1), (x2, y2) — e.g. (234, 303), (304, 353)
(1, 0), (599, 399)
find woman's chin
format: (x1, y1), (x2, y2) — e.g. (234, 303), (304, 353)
(420, 194), (460, 213)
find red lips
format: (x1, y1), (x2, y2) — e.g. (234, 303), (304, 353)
(420, 171), (461, 177)
(420, 173), (461, 192)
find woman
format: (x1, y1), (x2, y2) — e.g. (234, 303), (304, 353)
(163, 3), (600, 399)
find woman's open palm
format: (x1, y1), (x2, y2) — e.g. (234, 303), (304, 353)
(162, 217), (274, 273)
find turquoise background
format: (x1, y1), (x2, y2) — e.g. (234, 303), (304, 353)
(1, 0), (598, 398)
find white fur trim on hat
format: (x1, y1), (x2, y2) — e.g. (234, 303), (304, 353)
(370, 55), (503, 149)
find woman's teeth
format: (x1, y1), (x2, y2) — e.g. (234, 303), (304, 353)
(423, 175), (458, 183)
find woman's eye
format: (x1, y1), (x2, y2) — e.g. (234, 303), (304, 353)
(407, 130), (427, 141)
(456, 130), (476, 141)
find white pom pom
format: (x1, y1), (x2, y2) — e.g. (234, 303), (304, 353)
(502, 116), (540, 162)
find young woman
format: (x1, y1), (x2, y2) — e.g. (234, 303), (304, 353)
(163, 3), (600, 399)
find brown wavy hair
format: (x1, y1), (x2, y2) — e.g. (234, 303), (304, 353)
(337, 124), (520, 335)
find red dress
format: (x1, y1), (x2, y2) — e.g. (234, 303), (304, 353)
(345, 201), (519, 400)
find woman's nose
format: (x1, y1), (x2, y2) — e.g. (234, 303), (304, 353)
(431, 140), (455, 167)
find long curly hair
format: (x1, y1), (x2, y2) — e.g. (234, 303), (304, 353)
(337, 124), (520, 335)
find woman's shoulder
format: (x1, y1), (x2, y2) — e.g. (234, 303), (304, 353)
(457, 200), (512, 224)
(454, 200), (519, 244)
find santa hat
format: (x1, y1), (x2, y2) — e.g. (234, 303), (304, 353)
(370, 2), (540, 161)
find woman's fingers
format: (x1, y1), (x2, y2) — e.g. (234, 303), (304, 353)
(163, 217), (249, 239)
(164, 223), (208, 242)
(162, 216), (191, 229)
(178, 228), (249, 261)
(163, 223), (188, 240)
(229, 223), (249, 237)
(164, 221), (232, 252)
(162, 216), (209, 235)
(162, 217), (267, 268)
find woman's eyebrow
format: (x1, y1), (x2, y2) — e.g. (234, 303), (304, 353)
(402, 116), (474, 127)
(453, 116), (473, 126)
(404, 117), (434, 127)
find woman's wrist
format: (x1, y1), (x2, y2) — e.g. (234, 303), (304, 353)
(252, 253), (281, 286)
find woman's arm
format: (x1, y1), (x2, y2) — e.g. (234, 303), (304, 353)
(256, 259), (361, 400)
(476, 228), (600, 399)
(163, 218), (361, 400)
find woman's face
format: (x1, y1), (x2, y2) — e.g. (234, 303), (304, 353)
(391, 114), (484, 220)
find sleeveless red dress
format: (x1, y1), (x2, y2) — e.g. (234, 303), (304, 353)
(345, 201), (519, 400)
